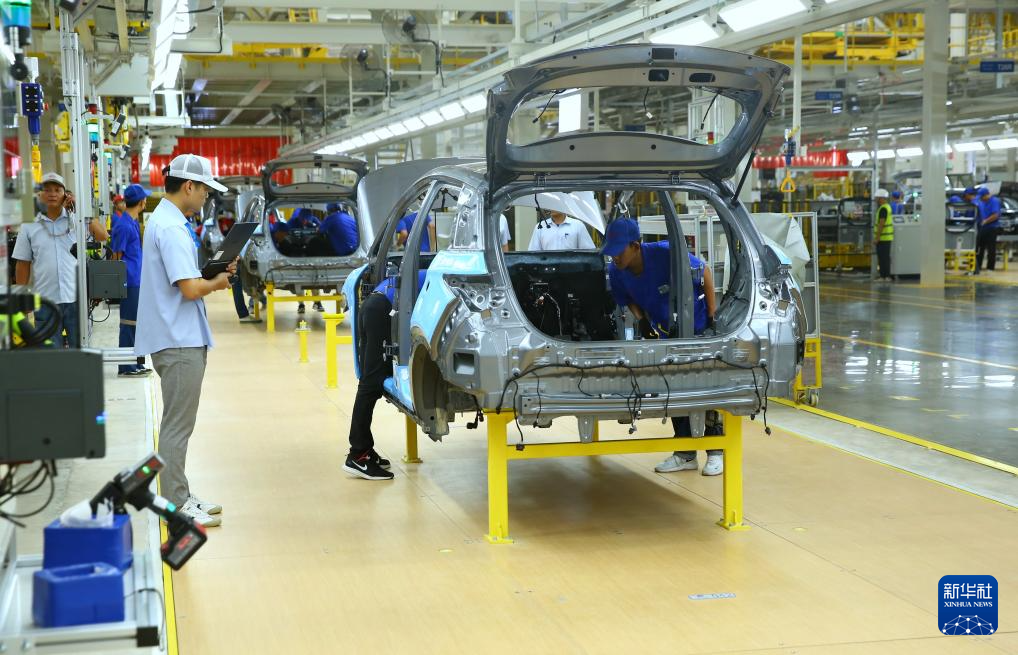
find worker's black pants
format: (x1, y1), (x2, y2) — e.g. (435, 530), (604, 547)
(671, 415), (722, 459)
(876, 241), (893, 279)
(348, 292), (392, 457)
(975, 228), (999, 273)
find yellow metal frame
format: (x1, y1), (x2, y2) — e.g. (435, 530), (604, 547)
(945, 249), (976, 273)
(323, 312), (352, 389)
(296, 319), (310, 363)
(404, 411), (748, 544)
(264, 283), (343, 333)
(793, 337), (823, 406)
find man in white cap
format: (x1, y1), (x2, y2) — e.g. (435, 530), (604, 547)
(135, 154), (233, 528)
(12, 172), (108, 347)
(872, 188), (894, 281)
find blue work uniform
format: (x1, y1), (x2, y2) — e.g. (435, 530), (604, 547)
(135, 198), (214, 357)
(373, 270), (428, 304)
(320, 210), (360, 256)
(398, 212), (432, 252)
(288, 209), (320, 230)
(608, 241), (707, 336)
(978, 195), (1001, 231)
(110, 214), (145, 373)
(890, 202), (905, 214)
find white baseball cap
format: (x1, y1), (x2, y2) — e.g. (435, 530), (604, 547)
(166, 154), (228, 192)
(40, 172), (67, 189)
(874, 188), (890, 198)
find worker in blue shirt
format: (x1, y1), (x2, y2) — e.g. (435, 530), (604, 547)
(320, 202), (360, 256)
(396, 211), (437, 253)
(601, 218), (723, 477)
(974, 187), (1002, 274)
(890, 190), (905, 215)
(344, 269), (428, 481)
(111, 184), (152, 376)
(287, 207), (321, 230)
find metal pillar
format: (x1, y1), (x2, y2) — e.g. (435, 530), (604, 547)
(60, 19), (91, 347)
(920, 0), (949, 287)
(792, 33), (802, 139)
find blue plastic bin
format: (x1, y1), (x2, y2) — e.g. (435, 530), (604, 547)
(43, 513), (133, 571)
(32, 563), (125, 628)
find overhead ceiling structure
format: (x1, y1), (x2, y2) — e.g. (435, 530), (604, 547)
(27, 0), (1018, 153)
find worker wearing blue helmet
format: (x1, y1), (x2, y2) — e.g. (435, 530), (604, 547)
(319, 202), (360, 256)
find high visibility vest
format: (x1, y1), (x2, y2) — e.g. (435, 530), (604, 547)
(875, 203), (894, 242)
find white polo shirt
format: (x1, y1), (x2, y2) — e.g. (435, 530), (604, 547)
(11, 211), (78, 304)
(527, 216), (596, 251)
(134, 198), (214, 356)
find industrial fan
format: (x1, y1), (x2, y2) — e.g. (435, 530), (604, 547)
(380, 10), (443, 82)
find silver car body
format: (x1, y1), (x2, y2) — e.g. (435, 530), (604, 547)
(201, 176), (262, 263)
(240, 155), (373, 294)
(345, 45), (805, 439)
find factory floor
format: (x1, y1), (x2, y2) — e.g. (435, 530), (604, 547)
(142, 293), (1016, 655)
(818, 271), (1018, 467)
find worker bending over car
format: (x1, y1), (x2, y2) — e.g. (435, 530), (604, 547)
(601, 218), (723, 477)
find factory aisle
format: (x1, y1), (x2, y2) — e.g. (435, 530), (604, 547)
(818, 274), (1018, 467)
(166, 294), (1018, 655)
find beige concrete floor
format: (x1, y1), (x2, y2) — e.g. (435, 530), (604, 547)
(163, 293), (1018, 655)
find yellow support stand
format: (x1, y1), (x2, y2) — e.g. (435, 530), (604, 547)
(296, 319), (309, 363)
(265, 283), (345, 334)
(323, 312), (352, 389)
(482, 410), (748, 544)
(403, 415), (422, 463)
(793, 336), (822, 406)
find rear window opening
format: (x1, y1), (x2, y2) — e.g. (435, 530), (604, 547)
(498, 187), (753, 343)
(267, 203), (361, 258)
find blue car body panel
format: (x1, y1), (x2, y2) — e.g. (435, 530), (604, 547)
(342, 263), (369, 378)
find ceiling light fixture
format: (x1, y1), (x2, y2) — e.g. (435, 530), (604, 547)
(438, 102), (466, 120)
(650, 16), (721, 45)
(460, 94), (487, 114)
(402, 117), (426, 132)
(420, 110), (444, 126)
(719, 0), (806, 32)
(896, 147), (923, 157)
(988, 138), (1018, 150)
(952, 141), (986, 152)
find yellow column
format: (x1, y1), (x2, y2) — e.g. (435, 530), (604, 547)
(324, 315), (338, 389)
(717, 413), (749, 531)
(297, 319), (309, 363)
(266, 282), (276, 333)
(403, 415), (422, 463)
(485, 412), (513, 544)
(591, 421), (600, 442)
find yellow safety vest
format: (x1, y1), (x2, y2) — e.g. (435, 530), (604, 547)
(875, 203), (894, 242)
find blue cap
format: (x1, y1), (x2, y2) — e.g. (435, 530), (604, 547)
(978, 186), (991, 197)
(123, 184), (151, 206)
(891, 190), (902, 199)
(601, 218), (641, 257)
(964, 187), (977, 196)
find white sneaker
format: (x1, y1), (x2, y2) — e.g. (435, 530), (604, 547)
(654, 454), (698, 473)
(179, 498), (221, 527)
(702, 453), (724, 476)
(239, 315), (261, 323)
(189, 494), (222, 515)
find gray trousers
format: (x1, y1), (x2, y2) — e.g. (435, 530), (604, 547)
(151, 347), (207, 506)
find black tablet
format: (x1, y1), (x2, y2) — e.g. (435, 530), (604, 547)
(201, 222), (258, 279)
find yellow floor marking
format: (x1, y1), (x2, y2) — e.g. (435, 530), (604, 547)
(771, 417), (1018, 511)
(947, 273), (1018, 287)
(948, 414), (968, 420)
(770, 397), (1018, 477)
(822, 332), (1018, 372)
(821, 289), (1018, 319)
(922, 408), (948, 413)
(149, 380), (179, 655)
(890, 395), (919, 401)
(1010, 428), (1018, 433)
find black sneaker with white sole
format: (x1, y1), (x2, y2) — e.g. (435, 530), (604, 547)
(344, 452), (394, 480)
(370, 450), (391, 470)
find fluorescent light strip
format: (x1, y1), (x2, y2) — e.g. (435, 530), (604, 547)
(461, 94), (487, 114)
(402, 117), (426, 132)
(719, 0), (806, 32)
(650, 16), (720, 45)
(896, 147), (923, 157)
(420, 110), (444, 126)
(438, 102), (466, 120)
(953, 141), (986, 152)
(389, 122), (409, 136)
(987, 138), (1018, 150)
(375, 126), (394, 140)
(876, 149), (896, 159)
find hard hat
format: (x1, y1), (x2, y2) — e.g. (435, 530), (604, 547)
(874, 188), (890, 199)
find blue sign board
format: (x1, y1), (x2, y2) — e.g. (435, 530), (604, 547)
(815, 90), (844, 102)
(979, 60), (1015, 73)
